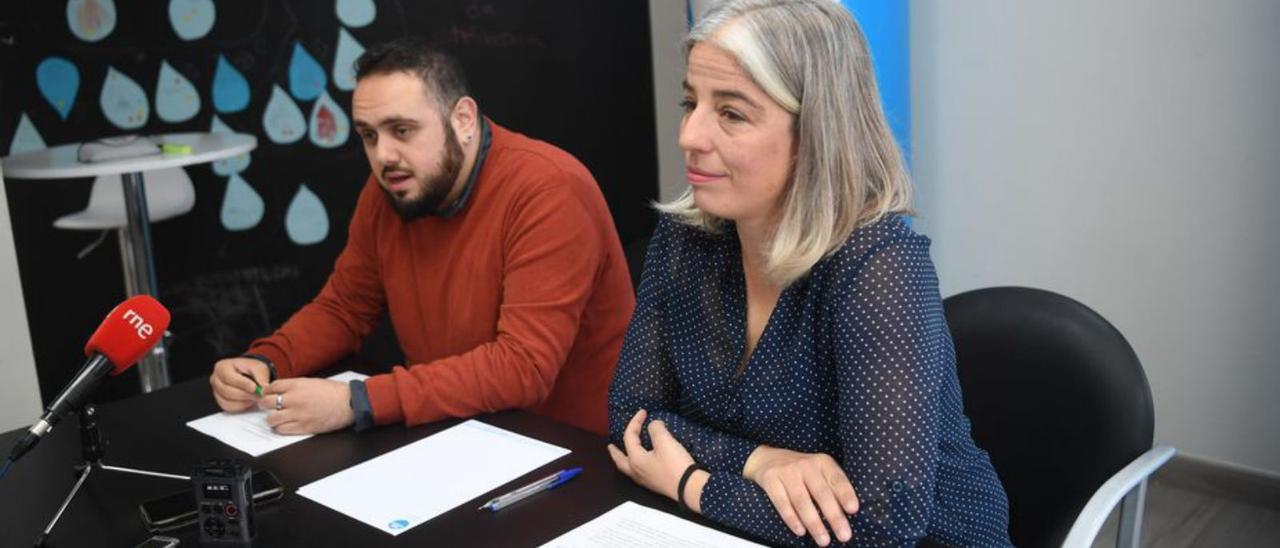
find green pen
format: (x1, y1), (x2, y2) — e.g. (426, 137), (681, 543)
(242, 372), (263, 397)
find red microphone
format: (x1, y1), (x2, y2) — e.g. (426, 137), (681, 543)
(84, 294), (171, 375)
(8, 295), (170, 463)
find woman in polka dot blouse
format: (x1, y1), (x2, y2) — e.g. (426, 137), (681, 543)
(606, 1), (1012, 546)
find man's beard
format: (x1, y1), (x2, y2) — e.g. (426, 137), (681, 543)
(382, 124), (465, 220)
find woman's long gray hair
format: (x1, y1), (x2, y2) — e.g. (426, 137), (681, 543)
(658, 0), (913, 286)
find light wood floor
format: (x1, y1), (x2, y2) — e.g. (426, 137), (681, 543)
(1092, 475), (1280, 547)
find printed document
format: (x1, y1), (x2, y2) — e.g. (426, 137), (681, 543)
(541, 501), (764, 547)
(186, 371), (368, 457)
(296, 419), (570, 535)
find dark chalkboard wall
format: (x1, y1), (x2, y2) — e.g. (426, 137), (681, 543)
(0, 1), (657, 405)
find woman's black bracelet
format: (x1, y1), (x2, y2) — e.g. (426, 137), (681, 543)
(677, 463), (707, 513)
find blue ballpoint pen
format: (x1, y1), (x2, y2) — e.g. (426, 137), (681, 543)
(478, 467), (583, 512)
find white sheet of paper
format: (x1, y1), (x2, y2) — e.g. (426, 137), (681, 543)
(295, 419), (570, 535)
(186, 371), (368, 457)
(541, 501), (764, 548)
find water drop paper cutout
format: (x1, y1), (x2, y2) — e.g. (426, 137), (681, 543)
(288, 43), (326, 102)
(212, 55), (250, 113)
(36, 57), (79, 120)
(10, 114), (47, 155)
(168, 0), (215, 41)
(285, 184), (329, 245)
(155, 61), (201, 123)
(67, 0), (117, 42)
(220, 173), (264, 231)
(332, 28), (364, 91)
(335, 0), (376, 28)
(309, 91), (349, 149)
(210, 115), (250, 175)
(262, 85), (306, 144)
(100, 66), (149, 130)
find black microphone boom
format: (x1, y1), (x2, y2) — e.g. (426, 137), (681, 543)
(7, 354), (114, 463)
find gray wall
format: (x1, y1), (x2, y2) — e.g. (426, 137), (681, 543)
(0, 166), (42, 432)
(911, 0), (1280, 474)
(649, 0), (691, 202)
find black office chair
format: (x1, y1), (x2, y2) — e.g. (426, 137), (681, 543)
(943, 287), (1174, 548)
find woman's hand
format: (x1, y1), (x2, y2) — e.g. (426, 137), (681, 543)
(607, 409), (705, 507)
(743, 445), (859, 546)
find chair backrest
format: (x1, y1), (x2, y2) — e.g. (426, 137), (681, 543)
(943, 287), (1154, 548)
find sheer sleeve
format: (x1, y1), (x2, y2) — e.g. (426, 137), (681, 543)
(607, 218), (760, 475)
(699, 235), (948, 546)
(834, 234), (947, 541)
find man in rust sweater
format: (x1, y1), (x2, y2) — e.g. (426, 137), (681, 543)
(208, 38), (633, 436)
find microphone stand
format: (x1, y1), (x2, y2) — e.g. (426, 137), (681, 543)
(35, 404), (190, 547)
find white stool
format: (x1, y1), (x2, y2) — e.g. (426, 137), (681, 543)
(54, 167), (195, 298)
(55, 167), (195, 228)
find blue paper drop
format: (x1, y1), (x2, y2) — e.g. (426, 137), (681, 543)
(36, 57), (79, 120)
(221, 173), (264, 231)
(335, 0), (376, 28)
(285, 184), (329, 245)
(100, 66), (150, 130)
(10, 113), (47, 155)
(212, 55), (250, 113)
(210, 115), (251, 175)
(67, 0), (117, 42)
(169, 0), (215, 41)
(155, 60), (201, 123)
(262, 85), (306, 144)
(332, 28), (365, 91)
(308, 91), (350, 149)
(288, 43), (326, 102)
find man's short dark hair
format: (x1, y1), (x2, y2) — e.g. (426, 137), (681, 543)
(354, 36), (470, 115)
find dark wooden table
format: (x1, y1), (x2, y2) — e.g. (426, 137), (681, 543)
(0, 375), (752, 547)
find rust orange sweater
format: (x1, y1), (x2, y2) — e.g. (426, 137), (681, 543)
(248, 121), (634, 434)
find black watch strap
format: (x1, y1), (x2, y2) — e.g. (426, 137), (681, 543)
(241, 353), (278, 381)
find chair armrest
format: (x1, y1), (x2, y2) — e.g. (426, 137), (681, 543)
(1061, 445), (1176, 547)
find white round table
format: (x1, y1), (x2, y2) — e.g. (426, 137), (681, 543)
(1, 132), (258, 392)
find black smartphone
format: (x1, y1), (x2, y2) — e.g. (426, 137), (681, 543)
(139, 470), (283, 532)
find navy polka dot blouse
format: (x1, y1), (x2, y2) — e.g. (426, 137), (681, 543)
(608, 214), (1012, 547)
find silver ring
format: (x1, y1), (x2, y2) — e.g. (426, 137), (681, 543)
(275, 393), (284, 411)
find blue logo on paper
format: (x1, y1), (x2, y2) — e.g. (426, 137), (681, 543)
(388, 519), (409, 530)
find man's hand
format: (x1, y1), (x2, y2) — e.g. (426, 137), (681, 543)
(607, 409), (706, 509)
(210, 357), (270, 413)
(258, 378), (355, 434)
(743, 445), (859, 546)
